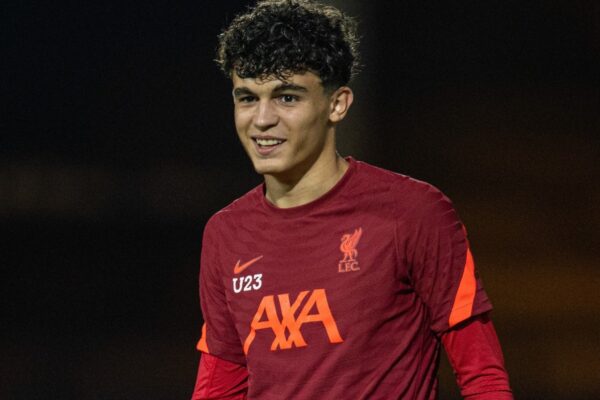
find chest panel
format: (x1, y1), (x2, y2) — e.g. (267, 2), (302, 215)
(220, 213), (416, 360)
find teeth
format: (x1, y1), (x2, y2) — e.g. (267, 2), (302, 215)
(256, 138), (283, 146)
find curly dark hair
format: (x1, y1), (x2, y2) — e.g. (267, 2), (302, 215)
(216, 0), (360, 90)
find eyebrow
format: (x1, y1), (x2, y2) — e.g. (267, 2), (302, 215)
(272, 83), (308, 93)
(232, 83), (308, 97)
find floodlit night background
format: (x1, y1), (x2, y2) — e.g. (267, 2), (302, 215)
(2, 1), (599, 398)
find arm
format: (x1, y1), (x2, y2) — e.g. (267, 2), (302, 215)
(191, 353), (248, 400)
(193, 218), (249, 399)
(441, 312), (513, 399)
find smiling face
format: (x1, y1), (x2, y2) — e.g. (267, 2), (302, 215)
(232, 71), (352, 182)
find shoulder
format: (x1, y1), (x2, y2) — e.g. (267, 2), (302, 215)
(203, 184), (264, 234)
(353, 159), (458, 224)
(354, 160), (450, 205)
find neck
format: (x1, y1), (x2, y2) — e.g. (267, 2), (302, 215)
(264, 153), (349, 209)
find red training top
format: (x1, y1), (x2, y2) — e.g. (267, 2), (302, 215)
(192, 313), (513, 399)
(196, 158), (497, 399)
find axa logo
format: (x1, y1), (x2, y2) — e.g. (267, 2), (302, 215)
(338, 227), (362, 273)
(233, 255), (263, 294)
(243, 289), (343, 354)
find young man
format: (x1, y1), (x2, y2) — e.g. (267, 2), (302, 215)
(192, 1), (512, 399)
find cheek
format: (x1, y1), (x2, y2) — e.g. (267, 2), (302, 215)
(299, 107), (329, 142)
(233, 111), (242, 129)
(233, 112), (249, 137)
(294, 105), (324, 127)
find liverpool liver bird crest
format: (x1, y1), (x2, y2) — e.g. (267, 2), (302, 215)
(338, 228), (363, 272)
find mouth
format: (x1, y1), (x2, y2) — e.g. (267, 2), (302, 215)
(251, 136), (287, 155)
(253, 137), (286, 147)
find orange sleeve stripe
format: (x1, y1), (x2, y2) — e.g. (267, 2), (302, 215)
(448, 247), (477, 328)
(196, 323), (210, 353)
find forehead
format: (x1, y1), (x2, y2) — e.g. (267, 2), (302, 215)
(231, 71), (324, 93)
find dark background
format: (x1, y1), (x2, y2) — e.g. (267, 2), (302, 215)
(2, 1), (599, 398)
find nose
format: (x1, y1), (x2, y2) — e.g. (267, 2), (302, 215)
(253, 100), (279, 131)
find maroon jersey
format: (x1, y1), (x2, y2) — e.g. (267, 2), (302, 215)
(197, 158), (492, 399)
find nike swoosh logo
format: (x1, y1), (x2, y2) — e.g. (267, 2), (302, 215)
(233, 255), (263, 274)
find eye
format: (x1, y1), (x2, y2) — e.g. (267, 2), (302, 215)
(237, 95), (257, 103)
(279, 94), (299, 103)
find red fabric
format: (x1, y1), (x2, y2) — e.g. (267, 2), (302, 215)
(442, 313), (513, 399)
(192, 313), (513, 400)
(191, 353), (248, 400)
(199, 158), (495, 399)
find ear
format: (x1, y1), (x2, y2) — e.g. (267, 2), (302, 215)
(328, 86), (354, 123)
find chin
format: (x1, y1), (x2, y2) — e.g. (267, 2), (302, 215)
(250, 158), (289, 176)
